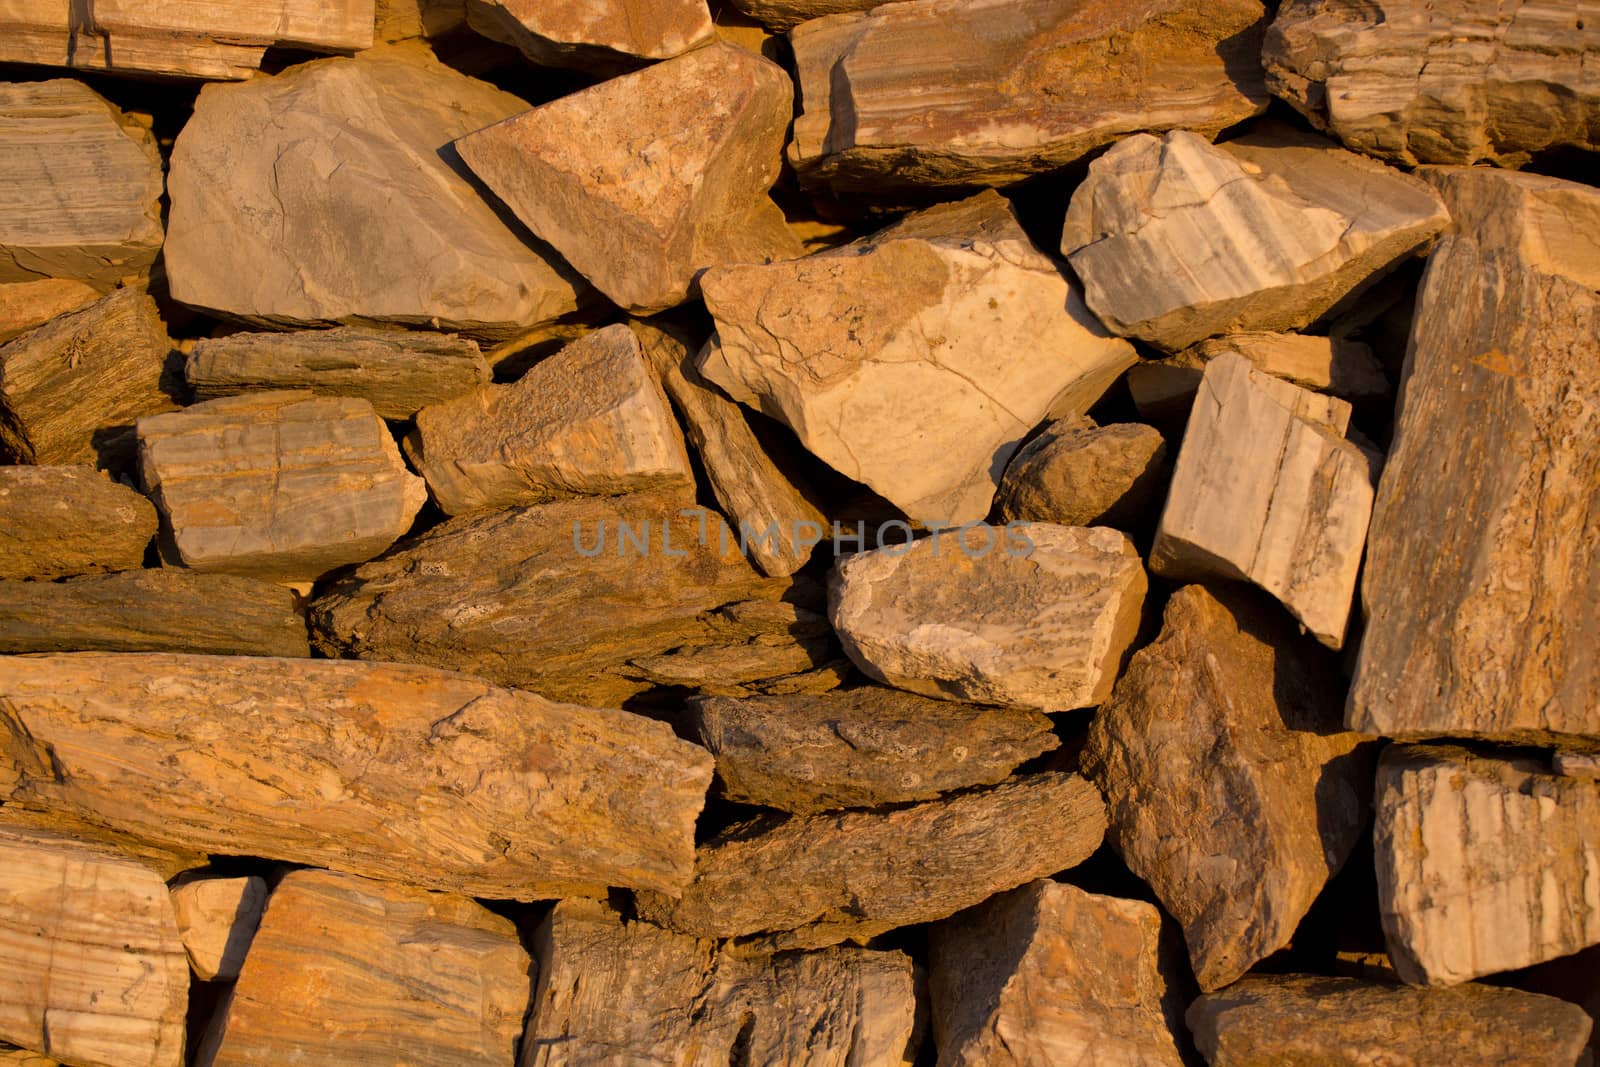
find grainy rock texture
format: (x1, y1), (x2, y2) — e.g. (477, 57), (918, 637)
(196, 870), (528, 1067)
(1375, 744), (1600, 986)
(165, 46), (586, 337)
(635, 772), (1107, 949)
(376, 0), (467, 40)
(0, 279), (99, 345)
(0, 466), (156, 580)
(465, 0), (713, 71)
(995, 415), (1169, 529)
(1082, 585), (1375, 991)
(700, 192), (1137, 523)
(787, 0), (1269, 195)
(170, 876), (267, 981)
(0, 80), (164, 289)
(456, 41), (798, 314)
(0, 653), (715, 898)
(830, 524), (1146, 711)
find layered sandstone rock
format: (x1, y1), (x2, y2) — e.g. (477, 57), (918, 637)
(0, 279), (98, 345)
(465, 0), (713, 71)
(0, 466), (156, 579)
(995, 416), (1169, 529)
(170, 876), (268, 981)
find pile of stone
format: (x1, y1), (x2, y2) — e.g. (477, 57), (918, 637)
(1, 0), (1597, 1064)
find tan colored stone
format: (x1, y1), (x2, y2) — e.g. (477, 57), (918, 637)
(406, 324), (692, 516)
(635, 772), (1106, 949)
(0, 825), (187, 1067)
(0, 466), (155, 579)
(137, 391), (426, 583)
(0, 279), (99, 345)
(930, 881), (1187, 1067)
(170, 876), (267, 981)
(729, 0), (877, 29)
(1418, 167), (1600, 290)
(166, 46), (587, 338)
(830, 524), (1146, 711)
(464, 0), (712, 70)
(1062, 128), (1448, 352)
(1081, 585), (1375, 991)
(1189, 331), (1389, 399)
(787, 0), (1268, 196)
(196, 870), (528, 1067)
(0, 653), (714, 898)
(376, 0), (466, 40)
(1375, 745), (1600, 986)
(1151, 352), (1377, 649)
(0, 806), (206, 882)
(700, 192), (1138, 523)
(995, 415), (1169, 529)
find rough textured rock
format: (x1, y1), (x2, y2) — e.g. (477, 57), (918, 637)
(0, 0), (375, 80)
(465, 0), (713, 71)
(1062, 128), (1449, 352)
(0, 805), (207, 883)
(636, 772), (1107, 949)
(455, 41), (799, 314)
(700, 192), (1138, 523)
(1150, 352), (1377, 649)
(185, 327), (491, 420)
(1264, 0), (1600, 167)
(170, 876), (268, 981)
(1349, 168), (1600, 740)
(165, 46), (587, 338)
(0, 287), (178, 467)
(524, 898), (920, 1066)
(0, 653), (715, 898)
(1375, 744), (1600, 986)
(0, 570), (309, 657)
(637, 323), (826, 577)
(406, 324), (692, 516)
(830, 524), (1146, 711)
(995, 416), (1169, 529)
(787, 0), (1268, 196)
(730, 0), (878, 29)
(0, 81), (163, 290)
(377, 0), (467, 40)
(1188, 331), (1389, 399)
(0, 825), (188, 1067)
(1189, 974), (1595, 1065)
(930, 880), (1187, 1067)
(1081, 585), (1375, 991)
(0, 279), (99, 345)
(309, 491), (827, 706)
(691, 687), (1059, 813)
(0, 466), (155, 580)
(137, 391), (427, 583)
(196, 870), (528, 1067)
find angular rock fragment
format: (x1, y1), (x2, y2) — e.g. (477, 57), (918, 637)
(0, 570), (309, 657)
(1264, 0), (1600, 166)
(0, 466), (155, 580)
(787, 0), (1268, 195)
(405, 324), (692, 516)
(995, 415), (1169, 530)
(1190, 332), (1389, 399)
(196, 870), (527, 1067)
(171, 876), (268, 981)
(691, 687), (1059, 813)
(1189, 974), (1595, 1065)
(165, 47), (587, 338)
(1151, 352), (1377, 648)
(0, 287), (178, 467)
(830, 524), (1146, 711)
(524, 899), (920, 1066)
(455, 41), (798, 314)
(930, 881), (1187, 1067)
(185, 327), (491, 420)
(0, 279), (99, 345)
(0, 653), (715, 898)
(1062, 128), (1449, 352)
(1081, 585), (1375, 991)
(1375, 745), (1600, 986)
(137, 391), (427, 583)
(700, 192), (1138, 523)
(465, 0), (713, 71)
(636, 772), (1106, 949)
(1350, 169), (1600, 739)
(0, 826), (188, 1067)
(0, 81), (163, 290)
(730, 0), (878, 29)
(377, 0), (467, 40)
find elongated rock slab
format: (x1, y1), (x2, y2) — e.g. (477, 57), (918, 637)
(700, 192), (1137, 523)
(166, 46), (586, 338)
(995, 415), (1169, 530)
(0, 653), (715, 898)
(171, 876), (267, 981)
(1375, 745), (1600, 986)
(197, 870), (528, 1067)
(730, 0), (877, 29)
(636, 772), (1107, 949)
(1187, 332), (1389, 400)
(787, 0), (1268, 195)
(0, 466), (155, 580)
(1082, 585), (1375, 991)
(0, 826), (188, 1067)
(465, 0), (713, 70)
(0, 279), (98, 345)
(830, 524), (1147, 711)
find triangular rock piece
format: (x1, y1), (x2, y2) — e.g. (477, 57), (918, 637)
(465, 0), (713, 71)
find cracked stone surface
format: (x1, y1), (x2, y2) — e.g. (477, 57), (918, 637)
(699, 191), (1137, 524)
(0, 465), (156, 580)
(465, 0), (713, 72)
